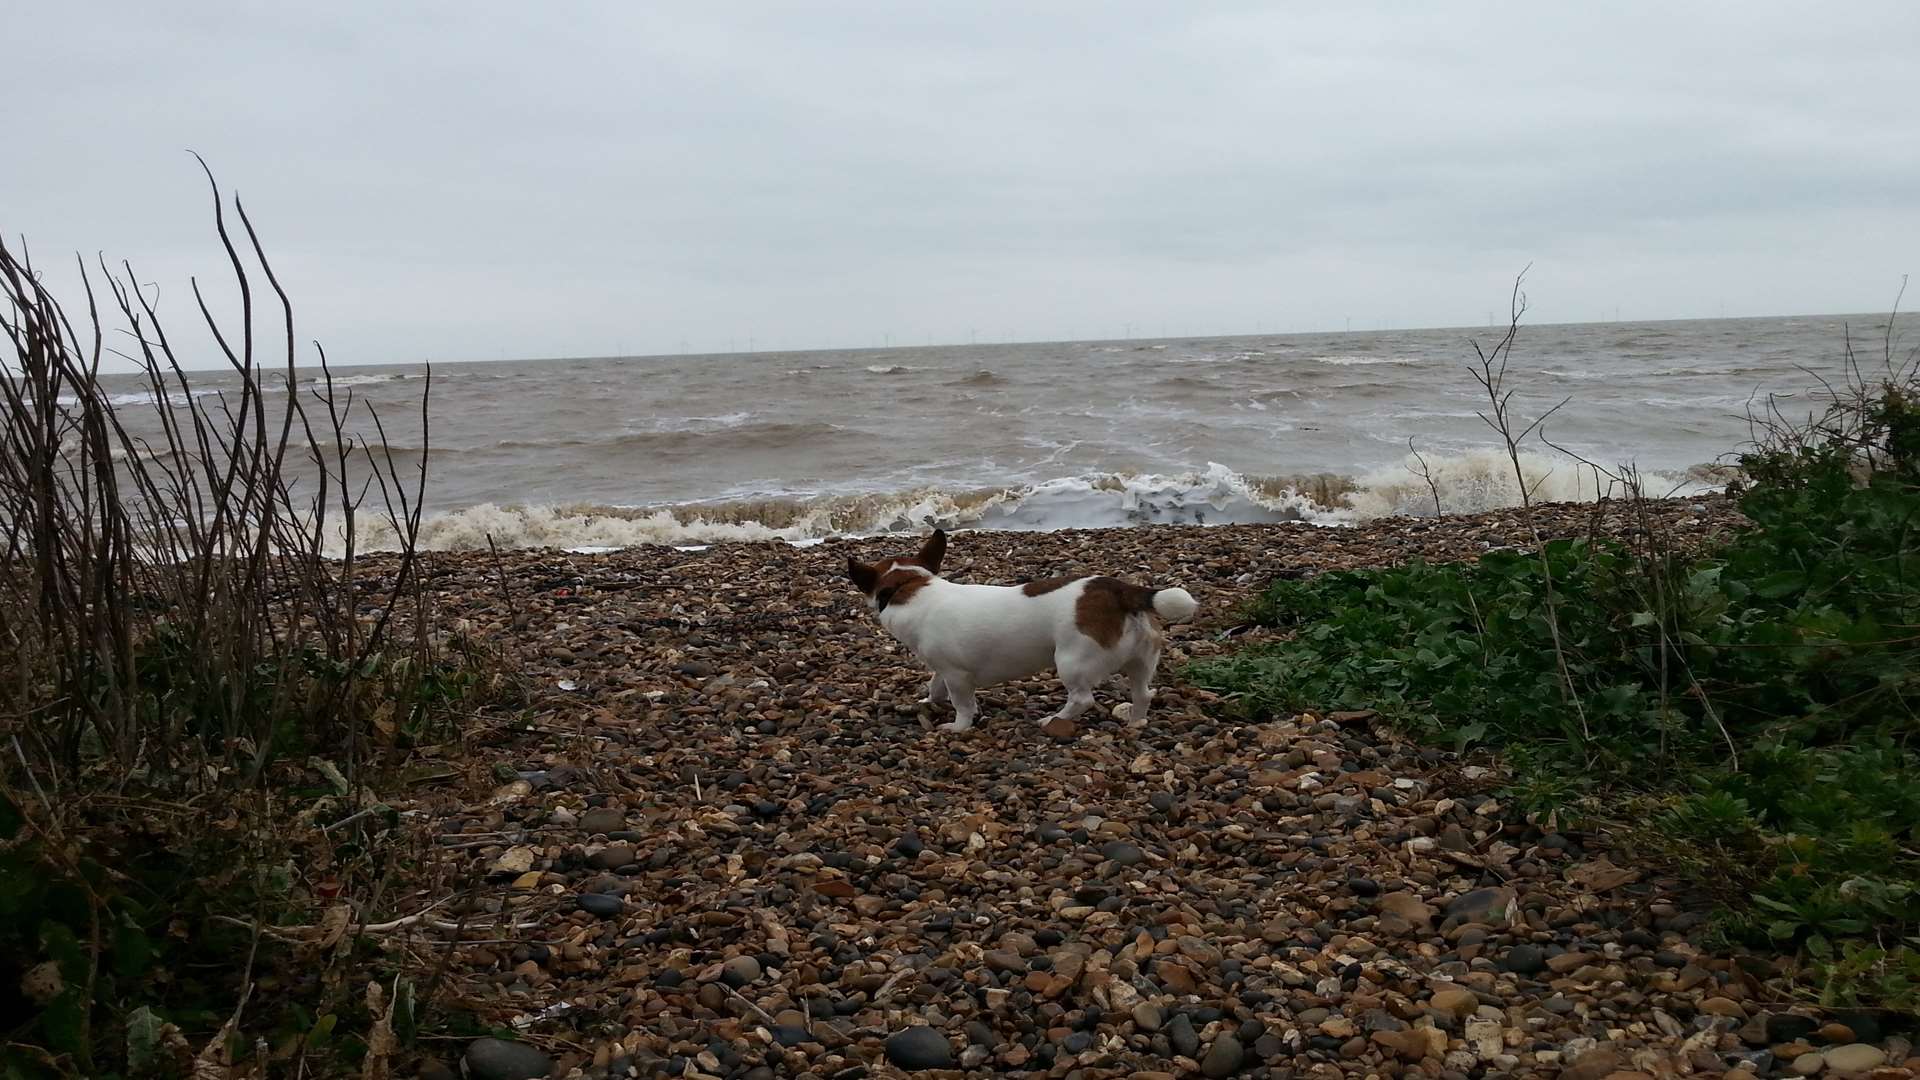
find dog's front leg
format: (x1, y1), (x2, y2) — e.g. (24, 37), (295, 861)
(938, 672), (979, 732)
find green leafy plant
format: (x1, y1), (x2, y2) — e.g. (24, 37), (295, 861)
(1194, 307), (1920, 1008)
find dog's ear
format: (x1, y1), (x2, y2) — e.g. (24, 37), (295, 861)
(847, 556), (879, 594)
(917, 529), (947, 574)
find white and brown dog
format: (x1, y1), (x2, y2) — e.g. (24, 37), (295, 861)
(846, 529), (1198, 733)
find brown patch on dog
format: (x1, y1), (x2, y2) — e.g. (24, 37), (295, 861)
(1020, 576), (1077, 597)
(846, 557), (880, 595)
(850, 530), (947, 610)
(874, 568), (931, 612)
(1073, 576), (1161, 647)
(914, 530), (946, 574)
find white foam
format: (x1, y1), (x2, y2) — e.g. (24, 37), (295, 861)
(312, 373), (406, 388)
(644, 411), (757, 432)
(1343, 449), (1711, 519)
(52, 386), (257, 408)
(1314, 355), (1418, 366)
(323, 451), (1721, 555)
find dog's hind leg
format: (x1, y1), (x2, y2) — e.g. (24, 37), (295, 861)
(1043, 652), (1105, 726)
(923, 673), (950, 705)
(939, 672), (979, 732)
(1117, 644), (1160, 727)
(1046, 685), (1097, 726)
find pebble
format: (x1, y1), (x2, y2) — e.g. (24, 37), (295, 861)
(884, 1026), (955, 1070)
(462, 1038), (553, 1080)
(1200, 1034), (1246, 1077)
(1502, 943), (1547, 975)
(578, 807), (625, 834)
(575, 893), (622, 917)
(1823, 1044), (1887, 1073)
(1447, 886), (1516, 923)
(1769, 1013), (1823, 1045)
(1168, 1012), (1201, 1059)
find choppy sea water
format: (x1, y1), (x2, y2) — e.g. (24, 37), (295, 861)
(77, 312), (1919, 550)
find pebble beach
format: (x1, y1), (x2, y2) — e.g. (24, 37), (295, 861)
(391, 498), (1918, 1080)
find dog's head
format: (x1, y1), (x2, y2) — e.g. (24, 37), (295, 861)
(847, 529), (947, 613)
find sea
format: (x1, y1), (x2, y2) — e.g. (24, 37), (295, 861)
(78, 312), (1918, 552)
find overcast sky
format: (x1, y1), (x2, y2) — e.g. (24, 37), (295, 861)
(6, 3), (1919, 367)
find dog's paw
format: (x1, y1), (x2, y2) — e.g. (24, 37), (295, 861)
(938, 720), (975, 733)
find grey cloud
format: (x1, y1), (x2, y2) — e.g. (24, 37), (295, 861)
(4, 2), (1917, 366)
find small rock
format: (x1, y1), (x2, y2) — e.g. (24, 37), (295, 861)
(576, 893), (622, 918)
(984, 950), (1025, 975)
(490, 847), (536, 875)
(1768, 1014), (1823, 1045)
(1379, 891), (1436, 927)
(721, 955), (762, 988)
(1699, 996), (1746, 1019)
(1560, 1046), (1621, 1080)
(579, 807), (626, 834)
(1792, 1051), (1826, 1075)
(1200, 1035), (1246, 1077)
(884, 1026), (955, 1071)
(1133, 1003), (1164, 1032)
(1502, 944), (1546, 975)
(1168, 1013), (1201, 1059)
(1430, 987), (1478, 1018)
(1447, 886), (1516, 923)
(1822, 1045), (1886, 1073)
(1372, 1028), (1434, 1062)
(586, 844), (636, 870)
(1100, 840), (1145, 866)
(463, 1038), (553, 1080)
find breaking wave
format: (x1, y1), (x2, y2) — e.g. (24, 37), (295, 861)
(307, 373), (411, 388)
(330, 451), (1721, 554)
(1313, 355), (1420, 367)
(1343, 449), (1710, 518)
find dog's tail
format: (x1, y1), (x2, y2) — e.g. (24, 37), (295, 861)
(1150, 586), (1198, 624)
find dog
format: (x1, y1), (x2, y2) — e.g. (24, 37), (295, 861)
(846, 529), (1198, 732)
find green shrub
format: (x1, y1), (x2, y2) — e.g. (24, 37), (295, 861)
(1193, 371), (1920, 1005)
